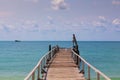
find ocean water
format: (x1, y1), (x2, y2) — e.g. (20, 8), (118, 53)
(0, 41), (120, 80)
(79, 41), (120, 80)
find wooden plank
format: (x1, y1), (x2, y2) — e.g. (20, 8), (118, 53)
(46, 49), (86, 80)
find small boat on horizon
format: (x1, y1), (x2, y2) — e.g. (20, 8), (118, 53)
(15, 40), (21, 42)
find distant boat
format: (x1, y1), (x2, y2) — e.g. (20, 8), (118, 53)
(15, 40), (21, 42)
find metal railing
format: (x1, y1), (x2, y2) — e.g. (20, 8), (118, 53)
(72, 49), (111, 80)
(24, 46), (59, 80)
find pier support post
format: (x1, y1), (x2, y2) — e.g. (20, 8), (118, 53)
(76, 45), (80, 67)
(72, 34), (80, 68)
(32, 72), (35, 80)
(97, 73), (100, 80)
(37, 66), (40, 80)
(49, 44), (51, 60)
(81, 61), (85, 74)
(88, 66), (90, 80)
(49, 45), (51, 51)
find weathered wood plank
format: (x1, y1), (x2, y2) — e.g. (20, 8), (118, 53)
(46, 49), (85, 80)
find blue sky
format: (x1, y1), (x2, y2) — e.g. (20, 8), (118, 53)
(0, 0), (120, 41)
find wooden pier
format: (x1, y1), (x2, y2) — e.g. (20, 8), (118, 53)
(24, 34), (111, 80)
(46, 48), (85, 80)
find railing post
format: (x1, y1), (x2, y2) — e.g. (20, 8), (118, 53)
(49, 45), (51, 60)
(72, 34), (80, 66)
(80, 61), (84, 74)
(37, 66), (40, 80)
(51, 49), (52, 59)
(46, 53), (49, 64)
(73, 54), (76, 64)
(82, 61), (84, 71)
(43, 57), (46, 68)
(78, 56), (80, 68)
(41, 61), (43, 77)
(88, 66), (90, 80)
(44, 56), (47, 68)
(32, 72), (35, 80)
(76, 45), (79, 65)
(49, 44), (51, 51)
(97, 72), (100, 80)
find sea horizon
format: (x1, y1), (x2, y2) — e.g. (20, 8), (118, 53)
(0, 41), (120, 80)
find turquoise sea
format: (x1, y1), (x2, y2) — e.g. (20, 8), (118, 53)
(0, 41), (120, 80)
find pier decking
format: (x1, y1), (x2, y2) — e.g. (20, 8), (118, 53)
(46, 48), (85, 80)
(24, 34), (111, 80)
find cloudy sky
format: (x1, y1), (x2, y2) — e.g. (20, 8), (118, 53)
(0, 0), (120, 41)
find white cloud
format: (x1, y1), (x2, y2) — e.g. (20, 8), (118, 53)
(0, 20), (40, 32)
(112, 18), (120, 25)
(112, 18), (120, 31)
(51, 0), (68, 10)
(93, 16), (107, 27)
(91, 16), (111, 32)
(92, 21), (103, 27)
(112, 0), (120, 5)
(98, 16), (106, 21)
(22, 20), (40, 32)
(0, 24), (17, 32)
(63, 21), (92, 32)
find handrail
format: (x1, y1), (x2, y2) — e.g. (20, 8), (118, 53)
(72, 49), (111, 80)
(24, 46), (59, 80)
(24, 51), (48, 80)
